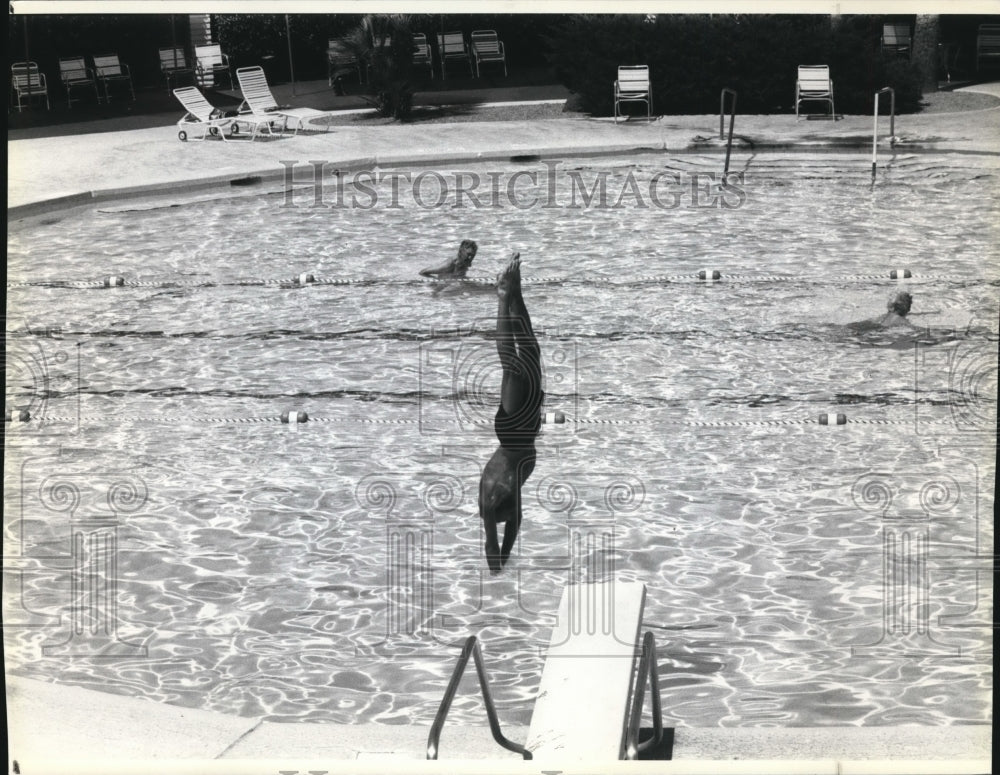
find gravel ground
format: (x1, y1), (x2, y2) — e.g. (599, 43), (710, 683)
(916, 88), (1000, 113)
(314, 86), (999, 127)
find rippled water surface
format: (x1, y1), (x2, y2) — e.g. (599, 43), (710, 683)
(5, 153), (997, 728)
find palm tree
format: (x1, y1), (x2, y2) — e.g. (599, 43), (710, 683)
(338, 14), (415, 120)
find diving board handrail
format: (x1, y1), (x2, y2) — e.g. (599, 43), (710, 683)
(624, 630), (664, 760)
(426, 635), (532, 760)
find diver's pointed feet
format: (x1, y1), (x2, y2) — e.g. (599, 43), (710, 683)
(496, 253), (521, 298)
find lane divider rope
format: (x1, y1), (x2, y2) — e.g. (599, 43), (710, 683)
(8, 270), (973, 290)
(5, 411), (954, 428)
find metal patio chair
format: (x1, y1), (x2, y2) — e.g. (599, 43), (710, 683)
(470, 30), (507, 78)
(59, 56), (100, 107)
(614, 65), (653, 122)
(795, 64), (835, 119)
(92, 54), (135, 102)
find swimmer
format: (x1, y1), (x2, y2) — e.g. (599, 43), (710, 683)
(479, 253), (543, 575)
(419, 239), (477, 279)
(849, 291), (914, 331)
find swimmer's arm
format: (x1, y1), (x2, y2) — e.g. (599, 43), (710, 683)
(419, 260), (456, 278)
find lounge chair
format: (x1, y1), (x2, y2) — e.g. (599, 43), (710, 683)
(92, 54), (135, 102)
(173, 86), (248, 142)
(327, 38), (361, 86)
(470, 30), (507, 78)
(437, 32), (472, 79)
(412, 33), (434, 77)
(160, 48), (195, 93)
(614, 65), (653, 123)
(59, 56), (100, 107)
(881, 23), (911, 57)
(977, 24), (1000, 72)
(235, 65), (327, 137)
(173, 86), (274, 142)
(195, 44), (234, 90)
(11, 62), (50, 111)
(795, 65), (835, 119)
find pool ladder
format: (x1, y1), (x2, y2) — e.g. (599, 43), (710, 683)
(720, 88), (738, 181)
(871, 86), (896, 185)
(426, 631), (663, 760)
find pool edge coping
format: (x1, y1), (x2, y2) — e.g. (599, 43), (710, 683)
(7, 137), (981, 222)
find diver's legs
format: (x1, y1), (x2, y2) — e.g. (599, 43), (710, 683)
(496, 254), (541, 418)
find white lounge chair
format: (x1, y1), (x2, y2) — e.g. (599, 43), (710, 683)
(881, 23), (911, 57)
(59, 56), (100, 107)
(412, 33), (434, 77)
(159, 47), (194, 93)
(977, 24), (1000, 72)
(173, 86), (247, 142)
(470, 30), (507, 78)
(92, 54), (135, 102)
(11, 62), (50, 111)
(795, 65), (835, 119)
(236, 65), (327, 137)
(195, 44), (234, 90)
(437, 32), (472, 79)
(327, 38), (362, 86)
(614, 65), (653, 123)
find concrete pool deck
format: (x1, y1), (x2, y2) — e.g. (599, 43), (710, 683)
(5, 84), (997, 773)
(6, 675), (992, 772)
(8, 83), (1000, 216)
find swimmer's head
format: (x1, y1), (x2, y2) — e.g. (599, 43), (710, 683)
(887, 291), (912, 317)
(457, 240), (478, 267)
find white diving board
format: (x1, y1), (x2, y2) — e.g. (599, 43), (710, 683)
(525, 581), (647, 760)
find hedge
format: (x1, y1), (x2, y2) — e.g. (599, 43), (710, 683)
(546, 14), (925, 116)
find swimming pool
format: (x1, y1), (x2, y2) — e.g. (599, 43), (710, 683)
(4, 151), (997, 729)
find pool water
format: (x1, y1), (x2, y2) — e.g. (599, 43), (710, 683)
(4, 152), (997, 728)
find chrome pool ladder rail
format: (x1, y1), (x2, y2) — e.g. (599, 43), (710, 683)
(625, 630), (664, 760)
(871, 86), (896, 185)
(720, 87), (738, 181)
(426, 635), (532, 760)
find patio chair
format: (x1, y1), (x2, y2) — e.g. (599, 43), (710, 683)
(977, 24), (1000, 72)
(160, 47), (195, 93)
(195, 44), (234, 90)
(235, 65), (328, 137)
(613, 65), (652, 123)
(173, 85), (269, 142)
(881, 23), (912, 57)
(437, 32), (472, 79)
(59, 56), (100, 108)
(412, 33), (434, 77)
(795, 65), (835, 119)
(470, 30), (507, 78)
(11, 62), (50, 111)
(327, 38), (361, 86)
(92, 54), (135, 102)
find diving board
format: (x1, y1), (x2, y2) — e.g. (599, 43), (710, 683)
(428, 580), (662, 761)
(526, 581), (647, 759)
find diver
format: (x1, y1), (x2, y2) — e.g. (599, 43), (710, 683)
(479, 253), (544, 575)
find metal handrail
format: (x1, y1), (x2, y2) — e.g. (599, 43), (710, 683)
(624, 631), (663, 760)
(720, 88), (738, 180)
(427, 635), (532, 760)
(871, 86), (896, 185)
